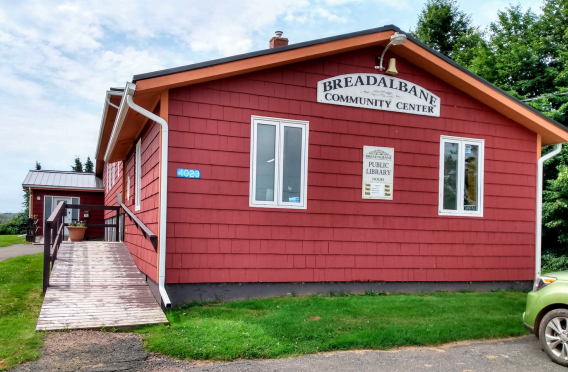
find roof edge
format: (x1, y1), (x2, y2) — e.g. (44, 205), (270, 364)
(22, 185), (104, 191)
(123, 23), (568, 145)
(400, 33), (568, 140)
(132, 25), (402, 82)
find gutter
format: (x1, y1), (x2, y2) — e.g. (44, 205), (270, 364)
(536, 143), (562, 279)
(106, 83), (171, 308)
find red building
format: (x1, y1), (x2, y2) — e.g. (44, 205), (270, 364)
(94, 26), (568, 307)
(22, 170), (105, 239)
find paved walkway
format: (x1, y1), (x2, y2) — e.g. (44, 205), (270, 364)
(36, 241), (168, 331)
(187, 336), (562, 372)
(0, 243), (43, 262)
(13, 334), (565, 372)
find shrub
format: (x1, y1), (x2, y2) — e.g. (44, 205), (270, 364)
(543, 251), (568, 273)
(0, 212), (28, 235)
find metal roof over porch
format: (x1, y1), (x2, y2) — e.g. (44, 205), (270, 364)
(23, 170), (104, 191)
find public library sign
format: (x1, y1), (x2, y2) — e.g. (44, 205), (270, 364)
(317, 73), (440, 117)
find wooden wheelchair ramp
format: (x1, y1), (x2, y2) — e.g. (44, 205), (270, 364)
(37, 241), (168, 331)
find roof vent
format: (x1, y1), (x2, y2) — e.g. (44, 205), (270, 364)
(270, 31), (288, 49)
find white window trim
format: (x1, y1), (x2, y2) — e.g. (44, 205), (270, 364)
(438, 135), (484, 217)
(106, 163), (110, 192)
(249, 115), (309, 209)
(135, 139), (142, 211)
(126, 174), (130, 201)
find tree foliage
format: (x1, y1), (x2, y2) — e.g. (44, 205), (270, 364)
(413, 0), (485, 67)
(0, 211), (28, 235)
(71, 156), (83, 172)
(84, 156), (94, 173)
(415, 0), (568, 270)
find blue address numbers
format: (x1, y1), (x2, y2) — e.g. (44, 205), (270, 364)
(177, 168), (201, 179)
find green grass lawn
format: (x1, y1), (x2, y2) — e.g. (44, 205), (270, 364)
(0, 235), (30, 248)
(0, 251), (530, 369)
(136, 290), (529, 361)
(0, 254), (45, 370)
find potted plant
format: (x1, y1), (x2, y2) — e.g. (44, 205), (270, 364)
(68, 220), (87, 242)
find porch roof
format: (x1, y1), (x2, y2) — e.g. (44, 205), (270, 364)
(23, 170), (104, 191)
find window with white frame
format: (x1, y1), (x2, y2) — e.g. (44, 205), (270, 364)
(126, 175), (130, 201)
(439, 136), (484, 217)
(106, 163), (110, 192)
(135, 139), (142, 211)
(250, 116), (309, 209)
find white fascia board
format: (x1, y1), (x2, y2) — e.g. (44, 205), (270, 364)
(104, 83), (136, 162)
(95, 90), (124, 162)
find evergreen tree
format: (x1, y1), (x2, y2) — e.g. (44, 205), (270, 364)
(413, 0), (485, 67)
(84, 156), (94, 173)
(71, 156), (83, 172)
(35, 161), (41, 170)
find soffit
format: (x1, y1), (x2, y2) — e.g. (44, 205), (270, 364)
(105, 91), (160, 163)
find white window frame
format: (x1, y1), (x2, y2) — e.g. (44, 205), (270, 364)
(438, 135), (484, 217)
(249, 115), (309, 209)
(106, 163), (110, 192)
(135, 139), (142, 211)
(126, 174), (130, 201)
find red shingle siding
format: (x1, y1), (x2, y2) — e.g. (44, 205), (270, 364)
(118, 115), (162, 282)
(33, 189), (104, 238)
(165, 47), (537, 284)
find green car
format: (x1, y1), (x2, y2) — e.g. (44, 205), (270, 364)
(524, 273), (568, 366)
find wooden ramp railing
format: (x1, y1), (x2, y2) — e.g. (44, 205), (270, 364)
(42, 201), (121, 294)
(120, 202), (157, 251)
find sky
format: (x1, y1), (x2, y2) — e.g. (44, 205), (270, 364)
(0, 0), (542, 212)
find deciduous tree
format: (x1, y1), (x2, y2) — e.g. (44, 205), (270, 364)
(413, 0), (485, 67)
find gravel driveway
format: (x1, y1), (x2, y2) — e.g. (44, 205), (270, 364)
(0, 244), (42, 262)
(12, 332), (565, 372)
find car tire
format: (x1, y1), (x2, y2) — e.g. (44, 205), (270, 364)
(539, 309), (568, 367)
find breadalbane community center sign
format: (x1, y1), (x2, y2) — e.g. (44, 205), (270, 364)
(317, 73), (440, 117)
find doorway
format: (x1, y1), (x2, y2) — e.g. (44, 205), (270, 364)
(44, 196), (80, 236)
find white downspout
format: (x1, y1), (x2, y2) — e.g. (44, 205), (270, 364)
(536, 143), (562, 279)
(124, 92), (172, 308)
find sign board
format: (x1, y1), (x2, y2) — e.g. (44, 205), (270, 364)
(362, 146), (394, 200)
(317, 73), (440, 117)
(177, 168), (201, 179)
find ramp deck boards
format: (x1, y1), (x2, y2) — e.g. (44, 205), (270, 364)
(36, 241), (168, 331)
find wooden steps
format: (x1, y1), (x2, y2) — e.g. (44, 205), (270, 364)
(36, 241), (168, 331)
